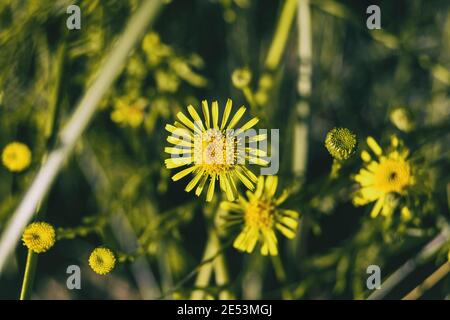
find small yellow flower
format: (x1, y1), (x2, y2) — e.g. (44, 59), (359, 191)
(111, 97), (147, 128)
(142, 32), (172, 66)
(89, 247), (116, 275)
(390, 107), (415, 132)
(2, 142), (32, 172)
(22, 222), (56, 253)
(165, 99), (268, 202)
(221, 176), (300, 256)
(325, 127), (357, 161)
(232, 68), (252, 90)
(155, 69), (180, 93)
(353, 135), (414, 218)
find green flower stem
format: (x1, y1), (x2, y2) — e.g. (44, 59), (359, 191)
(214, 248), (234, 299)
(191, 230), (219, 299)
(242, 86), (256, 111)
(19, 250), (37, 300)
(271, 255), (293, 299)
(330, 159), (342, 179)
(292, 0), (312, 177)
(265, 0), (298, 70)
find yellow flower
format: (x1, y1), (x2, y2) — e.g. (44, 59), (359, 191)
(22, 222), (56, 253)
(390, 107), (415, 132)
(2, 142), (32, 172)
(325, 127), (357, 161)
(155, 69), (180, 93)
(231, 68), (252, 89)
(165, 99), (267, 202)
(353, 135), (414, 218)
(142, 32), (172, 66)
(89, 247), (116, 275)
(111, 97), (147, 128)
(221, 176), (300, 256)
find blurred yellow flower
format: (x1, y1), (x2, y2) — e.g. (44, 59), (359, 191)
(232, 68), (252, 90)
(353, 136), (414, 218)
(89, 247), (116, 275)
(221, 176), (300, 256)
(2, 142), (32, 172)
(22, 222), (56, 253)
(111, 97), (147, 128)
(155, 69), (180, 93)
(390, 107), (415, 132)
(164, 99), (267, 202)
(142, 32), (172, 66)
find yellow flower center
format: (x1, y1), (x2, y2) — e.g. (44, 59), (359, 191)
(245, 200), (274, 230)
(22, 222), (56, 253)
(194, 129), (237, 174)
(89, 247), (116, 275)
(373, 158), (411, 194)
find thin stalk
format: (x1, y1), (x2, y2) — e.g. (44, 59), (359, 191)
(292, 0), (312, 177)
(191, 230), (220, 299)
(402, 262), (450, 300)
(367, 228), (450, 300)
(214, 249), (234, 299)
(19, 250), (37, 300)
(265, 0), (298, 70)
(0, 0), (164, 273)
(271, 255), (293, 299)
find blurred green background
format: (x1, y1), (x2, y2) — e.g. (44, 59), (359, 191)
(0, 0), (449, 299)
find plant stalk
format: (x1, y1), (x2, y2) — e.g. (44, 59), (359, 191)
(19, 250), (37, 300)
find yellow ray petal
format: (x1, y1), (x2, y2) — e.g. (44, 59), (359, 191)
(164, 147), (192, 155)
(220, 99), (232, 130)
(235, 169), (255, 191)
(361, 150), (372, 162)
(201, 100), (210, 128)
(212, 101), (219, 128)
(187, 105), (205, 131)
(370, 196), (385, 218)
(176, 111), (195, 131)
(236, 117), (259, 134)
(264, 175), (278, 197)
(276, 223), (296, 239)
(249, 134), (267, 143)
(254, 176), (264, 198)
(172, 165), (197, 181)
(167, 136), (193, 148)
(206, 174), (216, 202)
(195, 174), (208, 196)
(165, 157), (193, 169)
(185, 171), (204, 192)
(367, 136), (382, 156)
(227, 106), (246, 129)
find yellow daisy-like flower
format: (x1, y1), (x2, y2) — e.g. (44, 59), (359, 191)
(353, 135), (414, 218)
(111, 97), (147, 128)
(2, 142), (32, 172)
(22, 222), (56, 253)
(164, 99), (267, 202)
(221, 176), (300, 256)
(89, 247), (116, 275)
